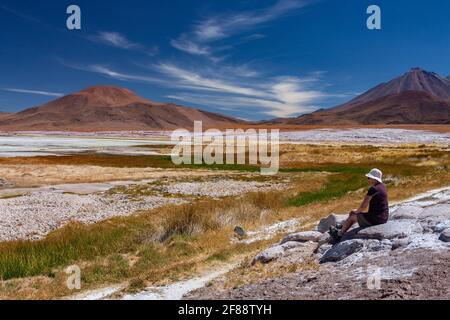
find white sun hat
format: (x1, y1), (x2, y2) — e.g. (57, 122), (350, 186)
(365, 168), (383, 183)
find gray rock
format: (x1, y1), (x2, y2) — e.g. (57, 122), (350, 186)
(363, 239), (393, 252)
(234, 226), (246, 238)
(280, 231), (323, 244)
(316, 214), (347, 233)
(320, 240), (364, 263)
(439, 229), (450, 242)
(252, 241), (310, 265)
(317, 233), (332, 246)
(280, 241), (310, 250)
(252, 246), (284, 264)
(351, 220), (423, 240)
(316, 243), (333, 256)
(420, 204), (450, 220)
(390, 204), (423, 220)
(433, 220), (450, 233)
(418, 205), (450, 232)
(392, 237), (411, 250)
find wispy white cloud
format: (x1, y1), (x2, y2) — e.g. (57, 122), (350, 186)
(171, 0), (308, 58)
(155, 63), (266, 97)
(65, 58), (326, 117)
(157, 63), (325, 117)
(170, 36), (211, 56)
(82, 65), (166, 85)
(58, 57), (163, 84)
(195, 0), (306, 42)
(0, 5), (43, 24)
(2, 88), (64, 97)
(88, 31), (142, 49)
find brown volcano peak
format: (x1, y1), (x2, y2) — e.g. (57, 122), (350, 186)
(0, 85), (244, 131)
(72, 85), (158, 107)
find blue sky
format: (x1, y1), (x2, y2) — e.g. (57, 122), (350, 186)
(1, 0), (450, 120)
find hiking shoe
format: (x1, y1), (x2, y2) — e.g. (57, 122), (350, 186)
(329, 226), (342, 243)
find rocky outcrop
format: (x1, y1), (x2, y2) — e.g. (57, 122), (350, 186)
(189, 187), (450, 300)
(252, 188), (450, 267)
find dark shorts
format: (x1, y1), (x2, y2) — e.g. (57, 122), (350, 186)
(357, 213), (373, 228)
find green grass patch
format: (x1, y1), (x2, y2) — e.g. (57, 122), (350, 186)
(0, 222), (131, 280)
(286, 173), (367, 207)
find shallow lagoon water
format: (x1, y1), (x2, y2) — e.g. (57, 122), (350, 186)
(0, 135), (169, 157)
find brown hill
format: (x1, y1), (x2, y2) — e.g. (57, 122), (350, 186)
(0, 86), (244, 131)
(276, 68), (450, 125)
(0, 112), (11, 120)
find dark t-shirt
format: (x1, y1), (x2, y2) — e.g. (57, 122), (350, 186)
(366, 183), (389, 225)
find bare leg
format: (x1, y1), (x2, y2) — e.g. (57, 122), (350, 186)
(341, 212), (358, 235)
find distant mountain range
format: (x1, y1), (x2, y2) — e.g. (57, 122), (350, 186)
(0, 86), (244, 131)
(268, 68), (450, 125)
(0, 68), (449, 131)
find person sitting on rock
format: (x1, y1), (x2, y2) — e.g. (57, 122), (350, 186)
(330, 168), (389, 242)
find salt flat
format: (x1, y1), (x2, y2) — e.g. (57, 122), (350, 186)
(0, 135), (168, 157)
(280, 128), (450, 145)
(0, 128), (448, 158)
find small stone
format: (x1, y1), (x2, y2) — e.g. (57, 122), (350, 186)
(234, 226), (247, 238)
(439, 228), (450, 242)
(392, 238), (411, 250)
(280, 231), (323, 244)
